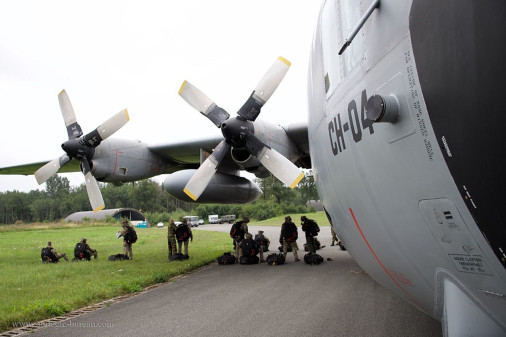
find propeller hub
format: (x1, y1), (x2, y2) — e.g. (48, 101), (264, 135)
(221, 117), (254, 147)
(61, 138), (95, 161)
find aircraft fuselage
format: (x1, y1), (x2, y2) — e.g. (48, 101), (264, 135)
(308, 0), (506, 334)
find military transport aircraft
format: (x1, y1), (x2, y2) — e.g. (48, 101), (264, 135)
(0, 57), (310, 212)
(1, 0), (505, 336)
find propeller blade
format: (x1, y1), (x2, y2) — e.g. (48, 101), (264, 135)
(84, 171), (105, 212)
(245, 135), (304, 188)
(58, 89), (83, 140)
(81, 159), (105, 212)
(34, 154), (70, 185)
(238, 56), (291, 121)
(183, 140), (230, 200)
(178, 81), (230, 127)
(83, 109), (129, 147)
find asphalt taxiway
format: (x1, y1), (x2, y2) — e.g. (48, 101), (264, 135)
(24, 224), (442, 337)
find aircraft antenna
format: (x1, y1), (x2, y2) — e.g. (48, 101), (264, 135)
(339, 0), (380, 55)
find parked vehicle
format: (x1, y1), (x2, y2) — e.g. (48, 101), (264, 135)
(219, 215), (236, 224)
(208, 215), (219, 224)
(183, 215), (200, 227)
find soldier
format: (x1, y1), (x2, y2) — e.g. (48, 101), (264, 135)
(254, 230), (270, 263)
(301, 215), (320, 254)
(74, 238), (98, 260)
(117, 218), (136, 260)
(230, 217), (250, 262)
(176, 218), (193, 258)
(167, 219), (177, 260)
(41, 241), (69, 262)
(280, 216), (300, 262)
(331, 226), (338, 246)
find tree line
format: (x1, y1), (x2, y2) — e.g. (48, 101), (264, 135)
(0, 172), (319, 224)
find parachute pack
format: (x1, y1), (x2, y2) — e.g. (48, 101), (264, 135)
(281, 222), (298, 242)
(266, 253), (285, 266)
(304, 252), (324, 265)
(74, 242), (90, 260)
(217, 252), (236, 265)
(175, 224), (190, 242)
(41, 247), (58, 263)
(229, 221), (245, 239)
(124, 227), (138, 244)
(241, 239), (258, 257)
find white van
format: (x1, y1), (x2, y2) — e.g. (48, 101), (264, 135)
(183, 215), (200, 227)
(208, 215), (219, 224)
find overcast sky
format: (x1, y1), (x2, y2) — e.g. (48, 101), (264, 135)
(0, 0), (322, 192)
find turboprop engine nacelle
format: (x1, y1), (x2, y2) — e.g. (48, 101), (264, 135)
(163, 170), (262, 204)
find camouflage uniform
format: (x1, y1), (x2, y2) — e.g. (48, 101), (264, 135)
(80, 238), (98, 259)
(280, 216), (299, 262)
(118, 219), (134, 260)
(231, 217), (250, 261)
(301, 216), (319, 254)
(331, 226), (338, 246)
(168, 219), (177, 258)
(254, 230), (270, 262)
(177, 219), (193, 257)
(45, 241), (69, 262)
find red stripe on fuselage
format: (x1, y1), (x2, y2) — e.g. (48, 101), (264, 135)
(349, 208), (420, 306)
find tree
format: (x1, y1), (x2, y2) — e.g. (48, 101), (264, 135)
(45, 175), (70, 198)
(297, 170), (319, 202)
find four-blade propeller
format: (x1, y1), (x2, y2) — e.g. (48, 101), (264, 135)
(34, 90), (129, 212)
(179, 57), (304, 201)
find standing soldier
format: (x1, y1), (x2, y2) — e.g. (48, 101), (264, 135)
(254, 230), (270, 263)
(331, 226), (338, 246)
(280, 216), (300, 262)
(176, 218), (193, 258)
(230, 217), (250, 262)
(167, 219), (177, 260)
(301, 215), (320, 254)
(117, 218), (136, 260)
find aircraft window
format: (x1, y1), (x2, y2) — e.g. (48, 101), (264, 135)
(339, 0), (364, 73)
(118, 168), (127, 176)
(321, 0), (342, 96)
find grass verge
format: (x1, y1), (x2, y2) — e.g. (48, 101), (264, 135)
(0, 224), (231, 333)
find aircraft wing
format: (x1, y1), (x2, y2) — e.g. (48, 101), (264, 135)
(283, 121), (311, 169)
(147, 135), (224, 167)
(0, 122), (310, 179)
(148, 122), (311, 172)
(0, 158), (81, 176)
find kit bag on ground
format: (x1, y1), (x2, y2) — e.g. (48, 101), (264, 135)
(125, 227), (138, 244)
(240, 255), (259, 265)
(170, 252), (188, 261)
(108, 254), (129, 261)
(41, 247), (58, 263)
(266, 253), (285, 266)
(175, 225), (190, 242)
(74, 242), (90, 260)
(217, 252), (236, 265)
(304, 237), (322, 251)
(304, 252), (324, 265)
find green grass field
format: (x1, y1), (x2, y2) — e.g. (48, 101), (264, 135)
(0, 223), (232, 333)
(0, 211), (329, 333)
